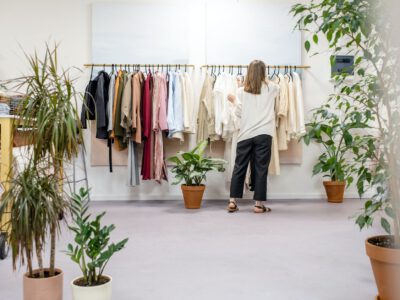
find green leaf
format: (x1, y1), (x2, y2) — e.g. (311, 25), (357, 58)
(356, 215), (366, 229)
(357, 68), (365, 77)
(381, 218), (391, 234)
(303, 134), (311, 145)
(313, 34), (319, 44)
(305, 40), (311, 52)
(343, 131), (353, 146)
(384, 207), (396, 219)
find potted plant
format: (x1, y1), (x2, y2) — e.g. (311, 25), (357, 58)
(66, 188), (128, 300)
(0, 44), (83, 300)
(0, 163), (68, 300)
(168, 140), (226, 209)
(302, 103), (360, 203)
(292, 1), (400, 299)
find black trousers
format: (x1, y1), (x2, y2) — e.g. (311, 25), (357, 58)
(230, 134), (272, 201)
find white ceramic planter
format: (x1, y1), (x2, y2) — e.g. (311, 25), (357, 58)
(71, 275), (112, 300)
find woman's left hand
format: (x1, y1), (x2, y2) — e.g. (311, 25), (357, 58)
(227, 94), (236, 103)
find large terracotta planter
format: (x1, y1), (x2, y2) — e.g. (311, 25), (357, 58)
(181, 185), (205, 209)
(71, 275), (112, 300)
(23, 268), (63, 300)
(323, 181), (345, 203)
(366, 236), (400, 300)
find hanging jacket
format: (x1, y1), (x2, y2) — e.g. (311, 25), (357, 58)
(81, 71), (110, 139)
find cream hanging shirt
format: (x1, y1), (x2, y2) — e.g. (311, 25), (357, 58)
(286, 75), (297, 140)
(234, 82), (280, 143)
(293, 72), (306, 137)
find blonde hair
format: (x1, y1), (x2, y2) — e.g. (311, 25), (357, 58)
(244, 60), (267, 95)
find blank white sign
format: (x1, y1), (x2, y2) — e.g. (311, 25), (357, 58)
(91, 1), (191, 64)
(91, 0), (301, 66)
(205, 0), (301, 65)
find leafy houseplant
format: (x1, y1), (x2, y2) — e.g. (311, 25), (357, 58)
(0, 162), (67, 277)
(303, 102), (369, 202)
(67, 188), (128, 300)
(168, 140), (226, 209)
(0, 44), (83, 300)
(291, 0), (400, 298)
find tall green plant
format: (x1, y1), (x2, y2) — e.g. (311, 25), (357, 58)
(0, 162), (67, 278)
(66, 188), (128, 286)
(1, 43), (84, 276)
(168, 141), (226, 186)
(303, 102), (363, 185)
(291, 0), (400, 246)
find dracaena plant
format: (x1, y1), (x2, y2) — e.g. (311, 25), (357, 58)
(0, 43), (84, 277)
(291, 0), (400, 246)
(66, 188), (128, 286)
(0, 161), (68, 278)
(168, 140), (226, 186)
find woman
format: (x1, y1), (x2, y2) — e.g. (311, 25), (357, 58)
(227, 60), (279, 213)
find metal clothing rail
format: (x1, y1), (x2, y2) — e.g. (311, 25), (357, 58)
(84, 63), (195, 68)
(201, 64), (311, 69)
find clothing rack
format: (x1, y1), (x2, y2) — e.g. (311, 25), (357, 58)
(201, 64), (310, 69)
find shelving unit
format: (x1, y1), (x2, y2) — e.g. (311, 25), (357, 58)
(0, 115), (15, 259)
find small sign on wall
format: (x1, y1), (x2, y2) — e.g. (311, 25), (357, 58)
(331, 55), (354, 76)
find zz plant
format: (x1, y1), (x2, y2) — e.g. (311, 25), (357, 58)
(168, 140), (226, 186)
(291, 0), (400, 246)
(66, 188), (128, 286)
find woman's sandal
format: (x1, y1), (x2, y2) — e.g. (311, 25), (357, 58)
(227, 201), (239, 213)
(254, 204), (272, 213)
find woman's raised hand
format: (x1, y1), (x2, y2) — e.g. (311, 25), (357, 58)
(227, 94), (236, 103)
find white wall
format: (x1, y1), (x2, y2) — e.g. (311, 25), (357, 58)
(0, 0), (360, 200)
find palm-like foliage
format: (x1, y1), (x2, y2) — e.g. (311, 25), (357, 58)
(0, 44), (83, 277)
(168, 140), (226, 186)
(0, 162), (67, 278)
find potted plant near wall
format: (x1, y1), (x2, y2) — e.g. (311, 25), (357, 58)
(292, 1), (400, 299)
(0, 44), (83, 300)
(302, 103), (361, 203)
(0, 163), (68, 300)
(168, 140), (226, 209)
(66, 188), (128, 300)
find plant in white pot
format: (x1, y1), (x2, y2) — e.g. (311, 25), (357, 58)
(168, 140), (226, 209)
(66, 188), (128, 300)
(291, 1), (400, 299)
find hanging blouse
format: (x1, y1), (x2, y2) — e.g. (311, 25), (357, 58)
(81, 71), (110, 139)
(167, 72), (184, 141)
(107, 73), (116, 133)
(141, 72), (154, 180)
(114, 72), (128, 150)
(197, 73), (217, 143)
(120, 73), (133, 134)
(286, 75), (297, 140)
(132, 72), (144, 143)
(293, 72), (306, 138)
(153, 73), (168, 183)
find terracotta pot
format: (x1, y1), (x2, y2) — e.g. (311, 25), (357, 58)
(23, 268), (63, 300)
(323, 181), (345, 203)
(181, 185), (205, 209)
(71, 275), (112, 300)
(366, 236), (400, 300)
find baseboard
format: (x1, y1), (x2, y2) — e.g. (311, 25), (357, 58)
(90, 192), (366, 201)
